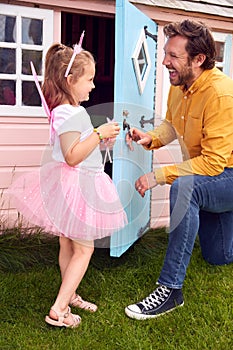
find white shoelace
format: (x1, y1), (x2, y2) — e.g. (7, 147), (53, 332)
(140, 285), (171, 310)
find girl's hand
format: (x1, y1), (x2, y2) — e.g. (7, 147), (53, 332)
(97, 122), (120, 139)
(130, 127), (152, 146)
(135, 172), (157, 197)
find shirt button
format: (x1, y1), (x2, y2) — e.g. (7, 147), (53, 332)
(180, 135), (184, 139)
(184, 96), (187, 99)
(181, 116), (184, 119)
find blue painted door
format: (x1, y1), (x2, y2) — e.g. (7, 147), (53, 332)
(110, 0), (157, 256)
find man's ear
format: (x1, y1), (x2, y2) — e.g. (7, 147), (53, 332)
(194, 53), (206, 67)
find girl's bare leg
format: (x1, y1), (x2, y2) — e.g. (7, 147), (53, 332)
(59, 237), (73, 277)
(49, 237), (94, 325)
(58, 237), (77, 301)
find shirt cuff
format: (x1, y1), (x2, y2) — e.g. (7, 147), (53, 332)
(154, 168), (166, 185)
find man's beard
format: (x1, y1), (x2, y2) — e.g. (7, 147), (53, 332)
(171, 59), (194, 88)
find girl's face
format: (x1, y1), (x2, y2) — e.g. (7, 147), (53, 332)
(72, 61), (95, 104)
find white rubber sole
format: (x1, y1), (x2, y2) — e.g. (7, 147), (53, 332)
(125, 302), (184, 320)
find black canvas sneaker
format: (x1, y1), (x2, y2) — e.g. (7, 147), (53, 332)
(125, 285), (184, 320)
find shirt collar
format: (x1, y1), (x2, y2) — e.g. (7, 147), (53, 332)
(180, 68), (216, 95)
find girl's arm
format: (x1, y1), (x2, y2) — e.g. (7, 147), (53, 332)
(59, 131), (100, 167)
(60, 122), (120, 167)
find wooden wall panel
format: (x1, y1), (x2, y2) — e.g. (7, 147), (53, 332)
(0, 124), (49, 145)
(150, 198), (170, 228)
(150, 143), (181, 229)
(0, 146), (52, 166)
(0, 117), (51, 229)
(0, 166), (41, 188)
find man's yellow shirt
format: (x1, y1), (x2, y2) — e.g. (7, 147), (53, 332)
(146, 67), (233, 185)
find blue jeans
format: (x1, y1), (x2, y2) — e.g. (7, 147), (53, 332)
(158, 168), (233, 289)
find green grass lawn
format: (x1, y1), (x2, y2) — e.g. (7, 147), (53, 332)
(0, 228), (232, 350)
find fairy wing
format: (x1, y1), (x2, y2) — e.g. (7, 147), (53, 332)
(30, 61), (50, 118)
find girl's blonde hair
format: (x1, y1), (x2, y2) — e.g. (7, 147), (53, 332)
(42, 43), (95, 111)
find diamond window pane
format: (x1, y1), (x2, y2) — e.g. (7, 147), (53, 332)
(138, 44), (148, 79)
(132, 29), (151, 95)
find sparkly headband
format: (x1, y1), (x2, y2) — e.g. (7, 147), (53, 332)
(64, 30), (85, 77)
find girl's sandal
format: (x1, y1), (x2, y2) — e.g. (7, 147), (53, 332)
(69, 294), (98, 313)
(45, 306), (81, 328)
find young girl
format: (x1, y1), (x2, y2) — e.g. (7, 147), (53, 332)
(9, 42), (127, 328)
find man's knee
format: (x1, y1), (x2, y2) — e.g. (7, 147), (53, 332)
(202, 251), (232, 266)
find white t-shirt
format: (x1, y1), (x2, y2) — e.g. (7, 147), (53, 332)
(51, 104), (103, 170)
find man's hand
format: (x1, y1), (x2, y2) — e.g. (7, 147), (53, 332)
(130, 127), (152, 146)
(135, 172), (157, 197)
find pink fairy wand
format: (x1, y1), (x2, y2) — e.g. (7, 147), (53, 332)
(65, 30), (85, 77)
(30, 61), (55, 144)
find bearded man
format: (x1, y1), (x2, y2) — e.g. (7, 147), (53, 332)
(125, 19), (233, 320)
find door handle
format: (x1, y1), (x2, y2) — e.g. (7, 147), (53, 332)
(123, 118), (130, 132)
(123, 119), (134, 151)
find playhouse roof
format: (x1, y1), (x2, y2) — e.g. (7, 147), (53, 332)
(131, 0), (233, 19)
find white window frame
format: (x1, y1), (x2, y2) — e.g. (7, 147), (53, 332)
(132, 28), (152, 95)
(213, 32), (232, 77)
(0, 4), (53, 117)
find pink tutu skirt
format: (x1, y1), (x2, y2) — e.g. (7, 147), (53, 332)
(8, 162), (127, 241)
